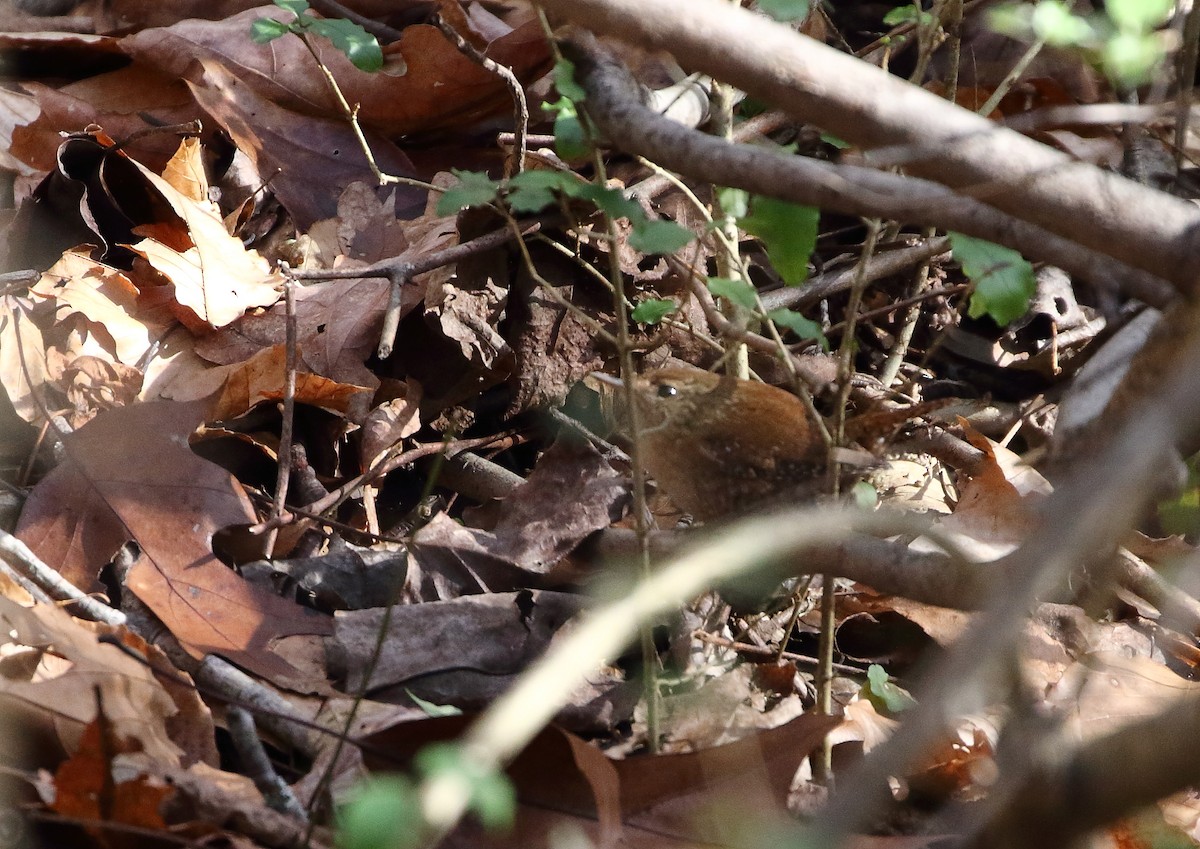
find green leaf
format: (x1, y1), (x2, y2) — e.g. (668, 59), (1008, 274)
(949, 232), (1035, 326)
(1102, 31), (1165, 87)
(820, 132), (850, 150)
(1157, 455), (1200, 536)
(250, 18), (292, 42)
(1029, 0), (1095, 47)
(436, 169), (499, 215)
(416, 744), (515, 832)
(738, 196), (818, 285)
(405, 690), (462, 718)
(707, 276), (758, 310)
(632, 298), (678, 324)
(863, 664), (918, 714)
(630, 219), (695, 254)
(274, 0), (309, 14)
(1105, 0), (1173, 33)
(505, 170), (577, 213)
(758, 0), (809, 23)
(310, 18), (384, 72)
(577, 184), (643, 222)
(766, 307), (827, 350)
(338, 775), (422, 849)
(883, 4), (932, 26)
(716, 186), (749, 219)
(851, 481), (879, 509)
(543, 97), (590, 160)
(553, 56), (587, 102)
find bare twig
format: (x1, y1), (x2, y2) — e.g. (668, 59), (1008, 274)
(264, 279), (298, 557)
(0, 529), (124, 625)
(434, 12), (529, 177)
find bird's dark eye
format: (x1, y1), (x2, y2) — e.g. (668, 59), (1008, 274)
(657, 383), (679, 398)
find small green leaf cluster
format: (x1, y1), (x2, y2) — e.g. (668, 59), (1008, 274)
(1157, 454), (1200, 538)
(338, 745), (514, 849)
(720, 188), (819, 287)
(436, 168), (695, 255)
(704, 275), (827, 348)
(948, 232), (1036, 327)
(251, 0), (384, 73)
(544, 57), (590, 160)
(989, 0), (1174, 87)
(882, 3), (937, 28)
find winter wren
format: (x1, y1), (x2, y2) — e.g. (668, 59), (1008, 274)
(624, 367), (828, 520)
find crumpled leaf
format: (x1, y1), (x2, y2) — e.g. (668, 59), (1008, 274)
(405, 438), (628, 600)
(127, 146), (284, 330)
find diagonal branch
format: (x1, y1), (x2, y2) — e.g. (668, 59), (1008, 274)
(542, 0), (1200, 292)
(561, 33), (1176, 306)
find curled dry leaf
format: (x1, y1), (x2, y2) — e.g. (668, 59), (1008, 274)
(360, 378), (423, 471)
(205, 342), (374, 423)
(127, 147), (284, 331)
(0, 596), (200, 767)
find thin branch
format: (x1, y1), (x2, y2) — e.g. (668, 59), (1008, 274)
(434, 12), (529, 177)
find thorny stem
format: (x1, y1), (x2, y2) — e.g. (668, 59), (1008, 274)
(878, 232), (935, 389)
(815, 218), (884, 786)
(593, 151), (662, 755)
(708, 29), (749, 379)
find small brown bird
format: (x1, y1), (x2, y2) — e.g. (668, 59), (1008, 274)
(618, 367), (830, 520)
(605, 366), (940, 521)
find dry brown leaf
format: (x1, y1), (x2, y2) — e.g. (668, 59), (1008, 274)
(195, 275), (400, 392)
(160, 136), (210, 203)
(0, 597), (190, 766)
(122, 7), (550, 137)
(52, 716), (174, 838)
(185, 57), (423, 229)
(405, 438), (628, 599)
(127, 145), (283, 330)
(364, 716), (623, 848)
(206, 343), (374, 423)
(10, 69), (198, 175)
(360, 378), (423, 470)
(333, 591), (592, 703)
(0, 293), (50, 423)
(15, 401), (332, 683)
(30, 249), (154, 365)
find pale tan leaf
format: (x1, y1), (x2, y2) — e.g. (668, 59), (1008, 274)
(127, 162), (282, 329)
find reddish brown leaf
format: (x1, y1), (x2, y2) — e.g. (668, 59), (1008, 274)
(15, 401), (331, 683)
(206, 343), (373, 423)
(52, 717), (173, 837)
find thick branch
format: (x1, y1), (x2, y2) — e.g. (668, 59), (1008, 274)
(562, 34), (1175, 305)
(544, 0), (1200, 292)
